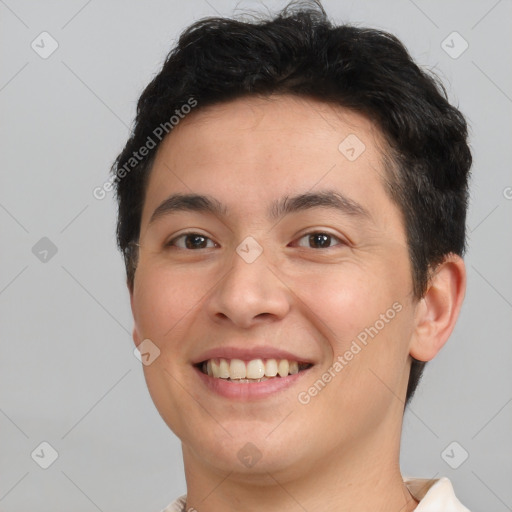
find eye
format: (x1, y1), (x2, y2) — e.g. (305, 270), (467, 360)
(294, 231), (345, 249)
(166, 232), (218, 250)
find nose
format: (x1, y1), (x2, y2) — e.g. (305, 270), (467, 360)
(206, 245), (292, 329)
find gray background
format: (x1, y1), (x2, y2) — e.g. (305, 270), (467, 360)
(1, 1), (511, 511)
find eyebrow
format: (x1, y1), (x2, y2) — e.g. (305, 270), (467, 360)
(149, 190), (372, 225)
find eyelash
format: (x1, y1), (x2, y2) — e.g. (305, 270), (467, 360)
(166, 231), (346, 250)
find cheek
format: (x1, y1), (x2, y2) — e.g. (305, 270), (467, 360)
(297, 265), (395, 349)
(132, 262), (204, 343)
(297, 262), (412, 391)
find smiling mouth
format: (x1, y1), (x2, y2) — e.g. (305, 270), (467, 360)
(196, 358), (313, 383)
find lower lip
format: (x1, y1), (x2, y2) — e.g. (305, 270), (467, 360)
(193, 365), (311, 400)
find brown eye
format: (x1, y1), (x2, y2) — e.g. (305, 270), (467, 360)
(167, 233), (217, 249)
(295, 232), (344, 249)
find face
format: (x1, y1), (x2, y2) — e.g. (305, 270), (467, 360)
(130, 94), (418, 480)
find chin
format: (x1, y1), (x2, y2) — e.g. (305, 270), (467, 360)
(183, 426), (311, 481)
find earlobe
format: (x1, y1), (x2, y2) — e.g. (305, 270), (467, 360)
(409, 254), (466, 362)
(129, 285), (141, 348)
(132, 327), (141, 348)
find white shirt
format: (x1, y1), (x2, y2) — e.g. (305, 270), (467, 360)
(160, 477), (470, 511)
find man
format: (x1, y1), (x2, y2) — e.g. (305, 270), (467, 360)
(112, 1), (471, 510)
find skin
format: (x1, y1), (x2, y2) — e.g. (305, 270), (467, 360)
(130, 94), (466, 512)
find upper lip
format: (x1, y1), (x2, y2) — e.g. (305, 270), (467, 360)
(192, 346), (315, 365)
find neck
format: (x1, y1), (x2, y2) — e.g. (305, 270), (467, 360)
(181, 421), (418, 512)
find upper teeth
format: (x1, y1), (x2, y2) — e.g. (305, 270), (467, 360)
(203, 358), (300, 380)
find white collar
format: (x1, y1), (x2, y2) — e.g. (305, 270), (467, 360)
(162, 476), (470, 511)
(404, 477), (470, 511)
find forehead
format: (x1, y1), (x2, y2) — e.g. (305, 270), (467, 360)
(140, 94), (396, 228)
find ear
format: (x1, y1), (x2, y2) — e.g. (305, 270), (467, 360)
(409, 254), (466, 362)
(129, 283), (142, 348)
